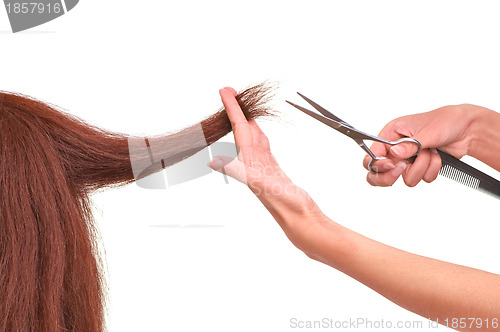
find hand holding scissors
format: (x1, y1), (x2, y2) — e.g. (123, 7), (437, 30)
(287, 95), (500, 198)
(286, 93), (422, 174)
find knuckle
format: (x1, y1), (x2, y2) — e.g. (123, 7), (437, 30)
(403, 175), (420, 187)
(261, 135), (271, 148)
(423, 171), (438, 183)
(423, 177), (433, 184)
(232, 126), (241, 137)
(384, 177), (397, 187)
(367, 173), (393, 187)
(366, 173), (377, 186)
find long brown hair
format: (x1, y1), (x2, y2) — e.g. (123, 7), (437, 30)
(0, 82), (274, 332)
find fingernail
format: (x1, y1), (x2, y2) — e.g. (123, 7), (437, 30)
(391, 145), (404, 156)
(430, 148), (438, 154)
(384, 162), (396, 170)
(209, 158), (224, 169)
(391, 161), (407, 176)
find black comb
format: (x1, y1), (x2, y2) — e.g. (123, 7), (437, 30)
(435, 149), (500, 199)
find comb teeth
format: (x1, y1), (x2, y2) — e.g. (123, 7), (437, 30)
(439, 164), (480, 189)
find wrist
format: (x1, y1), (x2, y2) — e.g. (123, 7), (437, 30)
(267, 191), (358, 268)
(465, 104), (487, 157)
(465, 104), (500, 168)
(258, 185), (329, 252)
(284, 208), (332, 256)
(294, 217), (358, 269)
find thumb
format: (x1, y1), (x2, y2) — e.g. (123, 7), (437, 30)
(389, 135), (433, 159)
(208, 155), (250, 185)
(389, 141), (420, 159)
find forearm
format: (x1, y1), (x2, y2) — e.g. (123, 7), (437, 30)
(271, 201), (500, 331)
(468, 105), (500, 171)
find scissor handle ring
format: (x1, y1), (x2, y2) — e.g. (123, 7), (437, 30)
(390, 137), (422, 155)
(368, 137), (422, 173)
(368, 156), (387, 173)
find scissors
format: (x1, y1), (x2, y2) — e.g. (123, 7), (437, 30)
(286, 93), (422, 173)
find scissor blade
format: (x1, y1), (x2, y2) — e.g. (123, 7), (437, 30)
(296, 92), (351, 127)
(286, 100), (343, 129)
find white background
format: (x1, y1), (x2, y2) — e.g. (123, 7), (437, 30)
(1, 1), (500, 331)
